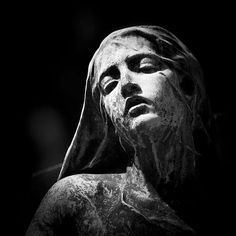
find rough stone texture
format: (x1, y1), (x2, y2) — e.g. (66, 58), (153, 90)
(26, 166), (195, 235)
(26, 26), (208, 235)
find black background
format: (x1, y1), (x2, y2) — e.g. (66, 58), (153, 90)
(8, 2), (234, 235)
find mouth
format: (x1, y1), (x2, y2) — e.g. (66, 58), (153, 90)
(124, 96), (152, 117)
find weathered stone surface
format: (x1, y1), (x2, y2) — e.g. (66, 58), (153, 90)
(27, 167), (195, 235)
(27, 26), (208, 235)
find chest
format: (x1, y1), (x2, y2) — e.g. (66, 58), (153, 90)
(77, 197), (175, 236)
(72, 185), (193, 235)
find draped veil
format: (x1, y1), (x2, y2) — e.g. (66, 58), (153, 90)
(58, 25), (209, 181)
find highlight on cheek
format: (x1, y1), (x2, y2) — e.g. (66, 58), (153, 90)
(110, 97), (124, 121)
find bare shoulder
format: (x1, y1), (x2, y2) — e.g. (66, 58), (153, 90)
(25, 175), (98, 235)
(29, 174), (101, 217)
(34, 172), (124, 212)
(26, 173), (124, 235)
(50, 172), (124, 197)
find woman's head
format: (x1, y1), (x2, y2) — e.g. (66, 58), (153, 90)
(89, 26), (207, 145)
(58, 25), (211, 181)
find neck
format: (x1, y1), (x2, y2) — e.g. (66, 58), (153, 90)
(128, 124), (196, 194)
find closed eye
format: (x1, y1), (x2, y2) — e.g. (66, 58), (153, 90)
(100, 65), (120, 95)
(103, 80), (118, 95)
(138, 63), (159, 73)
(127, 54), (162, 74)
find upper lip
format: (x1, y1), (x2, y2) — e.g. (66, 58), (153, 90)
(124, 95), (152, 116)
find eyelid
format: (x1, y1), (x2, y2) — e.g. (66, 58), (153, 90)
(100, 75), (114, 88)
(100, 75), (120, 96)
(101, 78), (118, 95)
(140, 57), (155, 63)
(99, 65), (120, 86)
(127, 54), (159, 70)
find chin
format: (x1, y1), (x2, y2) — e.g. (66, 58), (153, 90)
(130, 113), (161, 132)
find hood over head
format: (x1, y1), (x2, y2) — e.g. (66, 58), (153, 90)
(58, 25), (209, 180)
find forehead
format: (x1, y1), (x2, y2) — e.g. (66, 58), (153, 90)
(95, 36), (156, 73)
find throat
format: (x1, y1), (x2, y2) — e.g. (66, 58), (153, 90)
(130, 129), (196, 192)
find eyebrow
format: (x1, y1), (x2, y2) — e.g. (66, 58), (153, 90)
(98, 52), (159, 84)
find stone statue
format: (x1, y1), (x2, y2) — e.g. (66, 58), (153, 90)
(26, 25), (212, 235)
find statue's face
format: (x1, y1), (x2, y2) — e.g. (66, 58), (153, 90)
(96, 36), (186, 142)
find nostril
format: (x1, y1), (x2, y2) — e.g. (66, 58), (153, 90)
(121, 83), (142, 98)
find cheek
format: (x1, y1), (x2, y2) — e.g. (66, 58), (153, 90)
(149, 74), (186, 126)
(146, 70), (179, 100)
(103, 92), (125, 123)
(140, 75), (166, 101)
(156, 85), (186, 127)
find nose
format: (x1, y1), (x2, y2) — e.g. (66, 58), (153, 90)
(121, 81), (142, 99)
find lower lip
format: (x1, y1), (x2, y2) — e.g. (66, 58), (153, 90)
(129, 104), (149, 117)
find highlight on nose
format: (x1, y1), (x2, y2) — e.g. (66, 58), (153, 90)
(121, 82), (142, 98)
